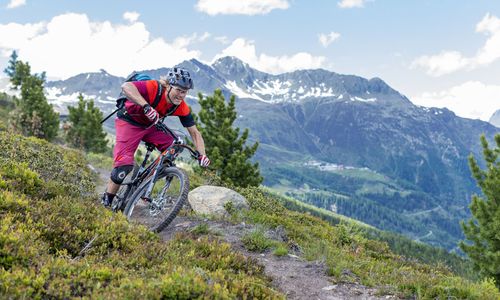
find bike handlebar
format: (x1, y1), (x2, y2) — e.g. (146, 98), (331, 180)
(155, 122), (200, 160)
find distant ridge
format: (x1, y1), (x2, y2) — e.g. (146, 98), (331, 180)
(43, 56), (500, 250)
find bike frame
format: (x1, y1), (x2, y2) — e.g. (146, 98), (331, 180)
(114, 122), (199, 211)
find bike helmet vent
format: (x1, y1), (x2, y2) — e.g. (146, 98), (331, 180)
(167, 67), (194, 90)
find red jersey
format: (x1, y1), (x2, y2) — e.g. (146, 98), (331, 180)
(122, 80), (195, 127)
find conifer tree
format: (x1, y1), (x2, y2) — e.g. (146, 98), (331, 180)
(460, 134), (500, 287)
(196, 89), (262, 187)
(65, 94), (108, 153)
(4, 51), (18, 80)
(4, 54), (59, 141)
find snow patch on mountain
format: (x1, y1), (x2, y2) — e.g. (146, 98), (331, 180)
(223, 78), (343, 103)
(252, 79), (291, 98)
(353, 96), (377, 102)
(298, 85), (336, 100)
(225, 80), (265, 102)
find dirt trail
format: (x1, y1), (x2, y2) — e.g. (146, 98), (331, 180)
(92, 167), (394, 299)
(89, 163), (110, 195)
(160, 216), (394, 300)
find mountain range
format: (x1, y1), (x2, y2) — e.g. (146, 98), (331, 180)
(45, 56), (499, 250)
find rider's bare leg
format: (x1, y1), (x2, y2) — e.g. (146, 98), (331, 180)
(106, 180), (120, 195)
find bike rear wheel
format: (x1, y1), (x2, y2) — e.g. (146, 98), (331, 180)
(124, 167), (189, 232)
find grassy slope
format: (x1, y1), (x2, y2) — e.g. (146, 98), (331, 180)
(0, 130), (281, 299)
(272, 192), (477, 280)
(229, 186), (499, 299)
(0, 98), (498, 298)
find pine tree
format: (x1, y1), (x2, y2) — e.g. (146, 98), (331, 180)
(460, 134), (500, 287)
(196, 89), (263, 187)
(65, 94), (108, 153)
(4, 51), (18, 81)
(5, 57), (59, 141)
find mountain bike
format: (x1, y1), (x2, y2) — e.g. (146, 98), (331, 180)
(111, 122), (200, 232)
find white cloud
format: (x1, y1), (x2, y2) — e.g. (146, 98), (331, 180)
(338, 0), (368, 9)
(213, 38), (326, 74)
(198, 32), (211, 42)
(411, 81), (500, 121)
(123, 11), (140, 23)
(0, 13), (202, 79)
(411, 51), (470, 77)
(195, 0), (289, 16)
(7, 0), (26, 9)
(474, 13), (500, 65)
(412, 13), (500, 76)
(0, 21), (46, 51)
(215, 36), (230, 45)
(173, 32), (211, 48)
(318, 32), (340, 48)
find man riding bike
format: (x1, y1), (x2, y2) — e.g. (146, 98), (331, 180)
(101, 67), (210, 207)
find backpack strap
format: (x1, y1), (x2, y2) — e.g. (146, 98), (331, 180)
(116, 108), (149, 128)
(151, 80), (163, 109)
(165, 104), (179, 116)
(100, 106), (121, 124)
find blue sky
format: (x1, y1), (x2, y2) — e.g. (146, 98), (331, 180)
(1, 0), (500, 121)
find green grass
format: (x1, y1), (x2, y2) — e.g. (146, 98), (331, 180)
(0, 132), (283, 299)
(189, 223), (211, 235)
(273, 244), (288, 257)
(85, 152), (113, 170)
(241, 228), (275, 252)
(232, 186), (499, 299)
(329, 167), (389, 182)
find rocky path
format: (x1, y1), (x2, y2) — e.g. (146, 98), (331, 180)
(92, 167), (394, 299)
(160, 216), (394, 300)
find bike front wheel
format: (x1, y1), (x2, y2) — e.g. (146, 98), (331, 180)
(124, 167), (189, 232)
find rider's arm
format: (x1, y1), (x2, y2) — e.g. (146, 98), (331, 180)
(121, 82), (149, 107)
(186, 125), (206, 156)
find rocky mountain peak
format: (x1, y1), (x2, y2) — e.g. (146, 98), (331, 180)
(489, 109), (500, 128)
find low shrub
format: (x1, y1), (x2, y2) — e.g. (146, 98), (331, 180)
(0, 132), (282, 299)
(242, 228), (275, 252)
(0, 132), (95, 197)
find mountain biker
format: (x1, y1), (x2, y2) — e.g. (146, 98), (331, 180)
(101, 67), (210, 207)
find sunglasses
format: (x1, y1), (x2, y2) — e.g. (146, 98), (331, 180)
(173, 87), (188, 94)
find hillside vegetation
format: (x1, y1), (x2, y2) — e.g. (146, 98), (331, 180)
(0, 95), (498, 298)
(0, 131), (497, 299)
(0, 131), (281, 298)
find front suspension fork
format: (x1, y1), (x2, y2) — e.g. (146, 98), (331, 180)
(142, 154), (167, 202)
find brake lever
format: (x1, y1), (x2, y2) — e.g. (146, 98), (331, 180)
(192, 150), (201, 160)
(174, 136), (184, 145)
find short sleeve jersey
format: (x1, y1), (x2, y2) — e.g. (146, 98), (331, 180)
(123, 80), (195, 127)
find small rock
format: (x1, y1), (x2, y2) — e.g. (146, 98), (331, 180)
(353, 288), (363, 295)
(175, 222), (191, 227)
(321, 285), (337, 291)
(188, 186), (248, 217)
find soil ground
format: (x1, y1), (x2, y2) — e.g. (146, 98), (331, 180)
(92, 166), (396, 300)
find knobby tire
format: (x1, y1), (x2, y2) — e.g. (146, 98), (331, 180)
(124, 167), (189, 232)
